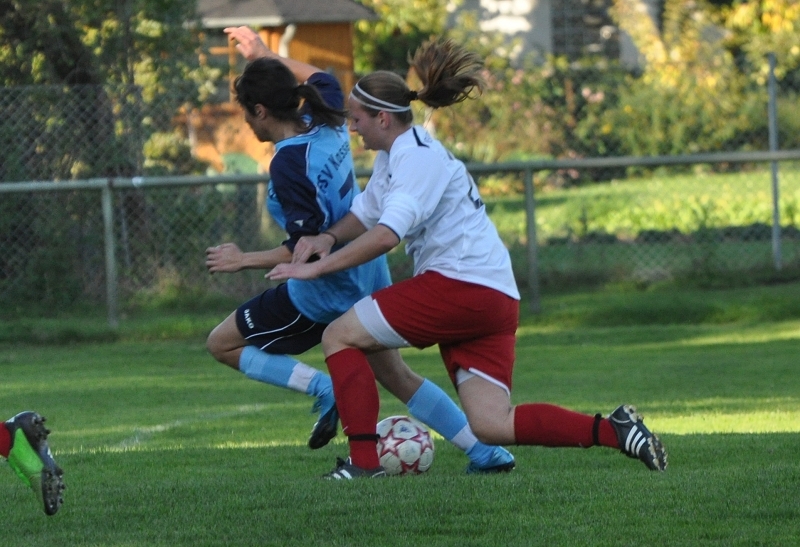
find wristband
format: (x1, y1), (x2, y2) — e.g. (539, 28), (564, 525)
(322, 231), (338, 245)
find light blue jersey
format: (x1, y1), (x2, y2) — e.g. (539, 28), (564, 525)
(267, 72), (390, 324)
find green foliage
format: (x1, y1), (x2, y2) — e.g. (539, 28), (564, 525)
(0, 190), (106, 314)
(351, 1), (794, 172)
(721, 0), (800, 83)
(432, 54), (630, 170)
(0, 0), (221, 181)
(353, 0), (454, 74)
(142, 130), (208, 176)
(776, 92), (800, 149)
(603, 78), (767, 159)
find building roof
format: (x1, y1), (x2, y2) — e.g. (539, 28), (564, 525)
(197, 0), (378, 28)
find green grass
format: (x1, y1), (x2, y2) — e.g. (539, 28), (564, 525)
(1, 284), (799, 545)
(481, 168), (800, 291)
(485, 168), (800, 242)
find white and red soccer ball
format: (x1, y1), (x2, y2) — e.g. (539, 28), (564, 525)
(376, 415), (434, 476)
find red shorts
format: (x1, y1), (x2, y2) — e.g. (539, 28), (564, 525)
(370, 271), (519, 390)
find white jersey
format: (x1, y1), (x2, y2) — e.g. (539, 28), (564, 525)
(351, 125), (520, 300)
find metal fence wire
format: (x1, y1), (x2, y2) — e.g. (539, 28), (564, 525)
(1, 61), (800, 321)
(0, 85), (148, 182)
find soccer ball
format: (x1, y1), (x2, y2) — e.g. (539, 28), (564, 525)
(376, 415), (434, 476)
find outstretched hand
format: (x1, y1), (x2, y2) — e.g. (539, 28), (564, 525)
(292, 234), (335, 264)
(267, 262), (321, 282)
(205, 243), (244, 273)
(223, 26), (271, 61)
(267, 233), (334, 281)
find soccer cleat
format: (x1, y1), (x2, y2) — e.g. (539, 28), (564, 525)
(323, 457), (386, 480)
(308, 395), (339, 450)
(607, 404), (667, 471)
(5, 412), (65, 515)
(465, 445), (516, 474)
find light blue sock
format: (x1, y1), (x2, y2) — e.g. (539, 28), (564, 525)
(239, 345), (330, 398)
(406, 379), (495, 466)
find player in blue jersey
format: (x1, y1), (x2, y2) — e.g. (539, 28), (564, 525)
(205, 26), (514, 474)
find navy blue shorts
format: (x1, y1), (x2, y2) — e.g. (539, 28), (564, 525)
(235, 283), (327, 355)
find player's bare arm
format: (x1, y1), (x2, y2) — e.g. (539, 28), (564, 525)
(224, 26), (319, 83)
(268, 224), (399, 281)
(206, 243), (293, 273)
(292, 212), (369, 264)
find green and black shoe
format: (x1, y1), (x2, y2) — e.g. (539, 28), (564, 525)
(6, 412), (65, 515)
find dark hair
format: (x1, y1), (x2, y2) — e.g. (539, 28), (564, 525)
(234, 57), (346, 129)
(352, 39), (485, 123)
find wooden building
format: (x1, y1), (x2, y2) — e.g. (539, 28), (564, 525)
(190, 0), (377, 173)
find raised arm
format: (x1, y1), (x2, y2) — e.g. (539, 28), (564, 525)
(224, 26), (319, 83)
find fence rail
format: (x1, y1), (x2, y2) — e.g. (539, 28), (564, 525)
(3, 149), (799, 326)
(3, 52), (800, 325)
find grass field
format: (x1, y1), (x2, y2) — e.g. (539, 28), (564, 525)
(1, 283), (799, 546)
(485, 168), (800, 241)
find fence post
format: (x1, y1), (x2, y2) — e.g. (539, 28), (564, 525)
(767, 52), (782, 271)
(102, 180), (119, 328)
(523, 168), (541, 314)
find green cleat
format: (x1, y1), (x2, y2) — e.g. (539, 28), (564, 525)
(6, 412), (65, 515)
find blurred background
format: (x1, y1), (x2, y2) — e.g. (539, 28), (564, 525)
(1, 0), (799, 323)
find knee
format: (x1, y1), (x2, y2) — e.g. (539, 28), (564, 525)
(320, 321), (342, 355)
(206, 336), (220, 361)
(206, 327), (224, 362)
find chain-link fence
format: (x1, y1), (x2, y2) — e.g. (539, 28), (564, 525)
(1, 59), (800, 322)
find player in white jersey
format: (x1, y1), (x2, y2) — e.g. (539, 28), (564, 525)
(269, 39), (668, 479)
(204, 27), (515, 474)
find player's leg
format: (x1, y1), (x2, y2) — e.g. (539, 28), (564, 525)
(368, 349), (514, 473)
(445, 336), (609, 448)
(319, 273), (518, 478)
(457, 375), (666, 470)
(1, 412), (65, 515)
(206, 285), (335, 449)
(380, 272), (667, 471)
(320, 308), (387, 478)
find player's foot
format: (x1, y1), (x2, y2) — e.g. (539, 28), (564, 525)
(5, 412), (65, 515)
(607, 404), (667, 471)
(465, 445), (516, 474)
(308, 392), (338, 450)
(323, 457), (386, 480)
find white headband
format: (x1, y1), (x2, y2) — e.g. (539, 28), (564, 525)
(350, 82), (411, 112)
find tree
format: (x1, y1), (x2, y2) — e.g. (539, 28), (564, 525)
(0, 0), (219, 180)
(353, 0), (454, 74)
(722, 0), (800, 83)
(605, 0), (766, 157)
(0, 0), (220, 310)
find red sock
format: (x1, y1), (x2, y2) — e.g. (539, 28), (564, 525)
(326, 348), (380, 469)
(513, 403), (618, 448)
(0, 422), (10, 458)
